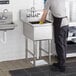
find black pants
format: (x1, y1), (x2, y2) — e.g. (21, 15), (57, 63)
(53, 16), (68, 66)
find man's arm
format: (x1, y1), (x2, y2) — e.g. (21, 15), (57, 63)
(39, 10), (48, 24)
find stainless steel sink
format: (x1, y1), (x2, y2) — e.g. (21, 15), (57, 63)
(0, 10), (16, 31)
(23, 20), (52, 40)
(20, 9), (53, 40)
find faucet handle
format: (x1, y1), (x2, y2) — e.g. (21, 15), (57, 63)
(35, 13), (40, 17)
(1, 9), (8, 20)
(26, 14), (31, 17)
(3, 9), (8, 13)
(31, 7), (36, 12)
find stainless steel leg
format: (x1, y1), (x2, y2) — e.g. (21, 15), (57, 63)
(39, 40), (42, 59)
(48, 40), (51, 65)
(33, 41), (37, 66)
(26, 38), (28, 59)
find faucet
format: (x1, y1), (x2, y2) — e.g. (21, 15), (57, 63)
(31, 7), (40, 17)
(26, 0), (40, 17)
(26, 7), (40, 17)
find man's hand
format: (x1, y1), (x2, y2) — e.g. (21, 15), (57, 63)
(39, 10), (48, 24)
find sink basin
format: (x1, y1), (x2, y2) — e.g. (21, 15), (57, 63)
(0, 22), (16, 31)
(23, 20), (53, 40)
(29, 20), (51, 24)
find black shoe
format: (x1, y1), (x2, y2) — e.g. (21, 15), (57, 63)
(50, 63), (60, 71)
(59, 66), (65, 72)
(52, 63), (66, 72)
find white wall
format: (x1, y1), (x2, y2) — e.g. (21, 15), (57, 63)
(0, 0), (44, 62)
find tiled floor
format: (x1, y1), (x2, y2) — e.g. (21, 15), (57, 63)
(0, 56), (76, 76)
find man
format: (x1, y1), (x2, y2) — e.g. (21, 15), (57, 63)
(39, 0), (69, 72)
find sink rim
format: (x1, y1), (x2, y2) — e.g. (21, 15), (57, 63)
(29, 20), (52, 24)
(24, 20), (52, 27)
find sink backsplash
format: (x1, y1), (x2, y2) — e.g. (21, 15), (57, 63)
(20, 9), (43, 22)
(0, 12), (12, 24)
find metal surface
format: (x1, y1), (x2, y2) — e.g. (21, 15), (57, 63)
(33, 41), (37, 66)
(0, 12), (12, 24)
(26, 38), (28, 59)
(0, 10), (16, 31)
(23, 21), (52, 40)
(19, 9), (43, 22)
(39, 40), (41, 59)
(0, 23), (16, 30)
(48, 40), (51, 64)
(20, 10), (53, 66)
